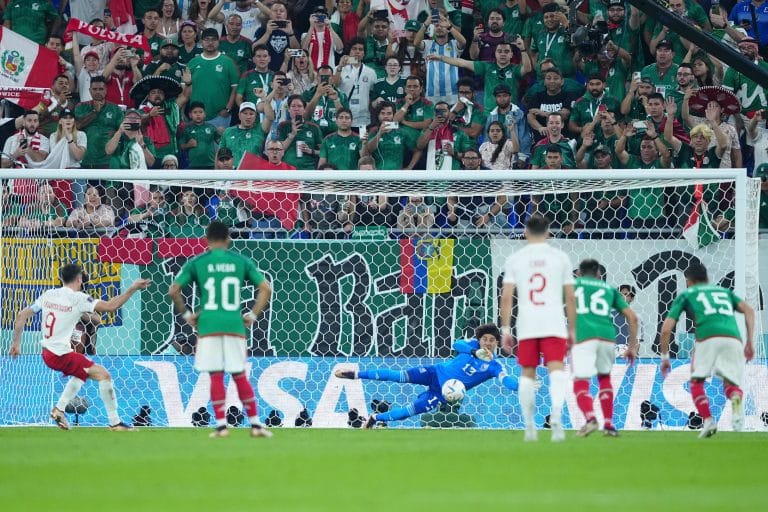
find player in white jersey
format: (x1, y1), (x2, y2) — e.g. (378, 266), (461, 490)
(9, 264), (151, 431)
(500, 214), (576, 442)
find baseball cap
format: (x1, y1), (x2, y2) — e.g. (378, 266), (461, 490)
(754, 163), (768, 179)
(608, 0), (624, 7)
(239, 101), (257, 112)
(493, 83), (512, 96)
(83, 51), (99, 61)
(59, 108), (75, 118)
(201, 28), (220, 40)
(162, 154), (178, 165)
(124, 108), (142, 117)
(180, 20), (197, 31)
(657, 39), (673, 50)
(593, 144), (611, 155)
(640, 77), (653, 85)
(405, 20), (421, 32)
(217, 147), (234, 160)
(161, 38), (178, 48)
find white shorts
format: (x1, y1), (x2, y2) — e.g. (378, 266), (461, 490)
(195, 335), (248, 373)
(691, 337), (745, 386)
(571, 339), (615, 379)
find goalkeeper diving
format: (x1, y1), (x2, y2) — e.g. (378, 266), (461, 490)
(335, 324), (519, 428)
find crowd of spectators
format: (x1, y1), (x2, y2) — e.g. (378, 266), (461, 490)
(1, 0), (767, 239)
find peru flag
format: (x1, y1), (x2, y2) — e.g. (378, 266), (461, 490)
(0, 27), (58, 108)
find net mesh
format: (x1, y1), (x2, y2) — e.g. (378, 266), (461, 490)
(0, 170), (764, 431)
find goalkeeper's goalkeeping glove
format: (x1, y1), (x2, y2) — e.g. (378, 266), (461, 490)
(471, 348), (494, 362)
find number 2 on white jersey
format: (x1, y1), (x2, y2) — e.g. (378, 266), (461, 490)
(529, 273), (547, 305)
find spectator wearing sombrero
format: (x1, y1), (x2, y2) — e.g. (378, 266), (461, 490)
(130, 74), (191, 163)
(680, 86), (742, 169)
(722, 37), (768, 114)
(144, 39), (186, 82)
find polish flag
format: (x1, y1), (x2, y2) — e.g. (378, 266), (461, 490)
(0, 27), (58, 109)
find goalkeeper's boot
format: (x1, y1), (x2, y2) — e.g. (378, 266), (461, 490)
(730, 393), (745, 432)
(603, 426), (619, 437)
(209, 425), (230, 438)
(524, 424), (538, 442)
(334, 369), (358, 379)
(551, 422), (566, 443)
(108, 422), (136, 432)
(363, 415), (377, 430)
(698, 417), (718, 439)
(50, 407), (70, 431)
(576, 419), (599, 438)
(250, 423), (273, 438)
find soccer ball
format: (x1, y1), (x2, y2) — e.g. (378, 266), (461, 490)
(615, 344), (629, 358)
(441, 379), (466, 403)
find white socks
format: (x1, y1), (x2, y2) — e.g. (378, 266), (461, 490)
(519, 376), (536, 428)
(99, 379), (121, 425)
(55, 377), (85, 411)
(549, 370), (568, 426)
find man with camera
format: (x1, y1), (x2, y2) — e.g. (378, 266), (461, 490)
(105, 108), (157, 169)
(252, 2), (300, 71)
(416, 101), (474, 171)
(1, 111), (49, 168)
(303, 65), (349, 137)
(103, 47), (144, 110)
(469, 9), (506, 62)
(303, 6), (343, 70)
(257, 72), (292, 138)
(419, 10), (466, 105)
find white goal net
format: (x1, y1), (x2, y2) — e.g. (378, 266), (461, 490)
(0, 169), (765, 431)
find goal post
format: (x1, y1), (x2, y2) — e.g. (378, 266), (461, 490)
(0, 168), (764, 431)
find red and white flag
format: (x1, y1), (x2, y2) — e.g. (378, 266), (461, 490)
(0, 27), (58, 109)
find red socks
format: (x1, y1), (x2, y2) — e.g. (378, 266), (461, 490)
(210, 372), (226, 424)
(233, 372), (258, 419)
(724, 384), (743, 401)
(598, 374), (614, 429)
(690, 380), (712, 420)
(573, 379), (595, 422)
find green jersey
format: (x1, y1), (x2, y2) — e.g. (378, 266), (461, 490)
(3, 0), (58, 44)
(180, 122), (221, 168)
(369, 77), (406, 105)
(237, 70), (274, 104)
(189, 53), (240, 120)
(370, 127), (405, 170)
(640, 63), (679, 96)
(473, 61), (523, 110)
(277, 120), (323, 170)
(624, 156), (665, 219)
(219, 37), (253, 74)
(319, 133), (363, 170)
(667, 284), (743, 342)
(174, 248), (266, 338)
(530, 28), (574, 78)
(220, 124), (267, 167)
(569, 94), (622, 129)
(722, 60), (768, 113)
(574, 277), (629, 343)
(74, 101), (124, 168)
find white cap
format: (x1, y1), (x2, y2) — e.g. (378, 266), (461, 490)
(239, 101), (257, 112)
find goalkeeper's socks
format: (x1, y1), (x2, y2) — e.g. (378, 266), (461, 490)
(374, 406), (411, 422)
(56, 377), (85, 411)
(518, 376), (536, 428)
(98, 379), (121, 426)
(549, 370), (568, 426)
(233, 372), (258, 419)
(598, 374), (614, 428)
(358, 369), (407, 383)
(573, 379), (595, 422)
(210, 372), (227, 427)
(690, 380), (712, 420)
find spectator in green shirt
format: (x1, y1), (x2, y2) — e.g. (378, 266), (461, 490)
(220, 101), (273, 166)
(189, 28), (240, 129)
(2, 0), (59, 45)
(220, 13), (254, 75)
(640, 39), (679, 97)
(180, 101), (221, 169)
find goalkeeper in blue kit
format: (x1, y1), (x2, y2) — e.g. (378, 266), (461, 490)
(335, 324), (519, 428)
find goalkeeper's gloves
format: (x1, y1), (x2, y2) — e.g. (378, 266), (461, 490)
(471, 348), (494, 362)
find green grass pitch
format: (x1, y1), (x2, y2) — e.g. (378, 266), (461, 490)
(2, 428), (767, 511)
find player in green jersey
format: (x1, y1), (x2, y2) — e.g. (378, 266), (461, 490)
(169, 221), (273, 439)
(660, 263), (755, 438)
(572, 259), (638, 438)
